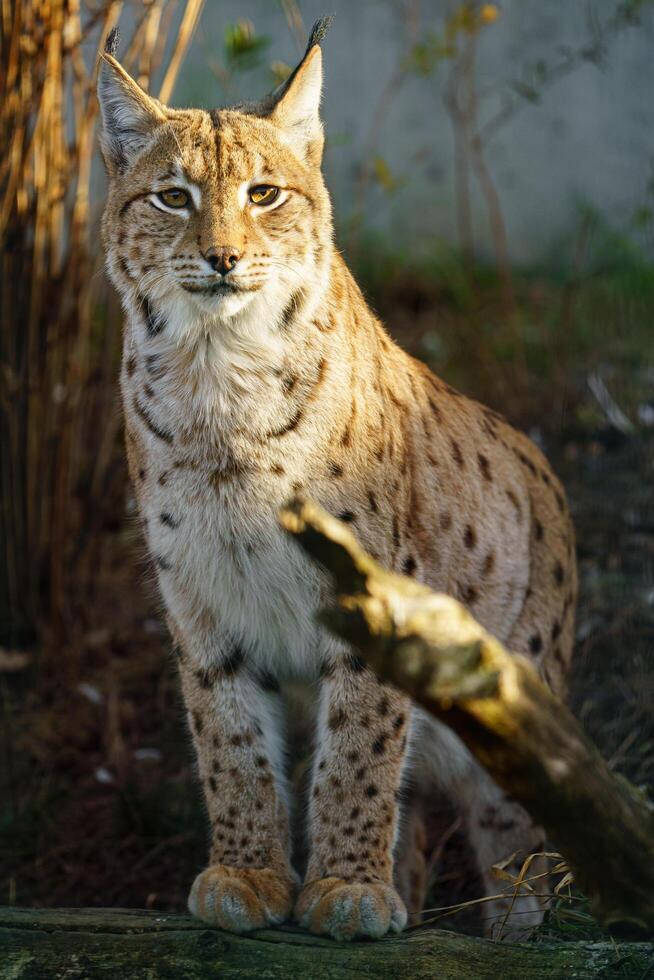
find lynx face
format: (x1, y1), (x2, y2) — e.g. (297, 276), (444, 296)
(99, 45), (331, 328)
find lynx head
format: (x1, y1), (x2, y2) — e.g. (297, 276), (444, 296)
(97, 19), (333, 331)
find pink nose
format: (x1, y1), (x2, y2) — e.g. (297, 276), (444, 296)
(203, 245), (241, 275)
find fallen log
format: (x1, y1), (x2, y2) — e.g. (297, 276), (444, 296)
(280, 499), (654, 939)
(2, 907), (653, 979)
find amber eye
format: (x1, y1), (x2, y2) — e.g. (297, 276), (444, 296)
(249, 185), (280, 206)
(158, 188), (189, 209)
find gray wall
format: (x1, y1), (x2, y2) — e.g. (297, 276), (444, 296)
(173, 0), (654, 266)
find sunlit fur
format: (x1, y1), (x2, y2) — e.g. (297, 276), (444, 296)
(99, 26), (577, 943)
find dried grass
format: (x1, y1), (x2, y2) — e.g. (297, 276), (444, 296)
(417, 850), (576, 939)
(0, 0), (203, 647)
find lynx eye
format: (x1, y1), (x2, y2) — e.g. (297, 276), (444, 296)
(249, 185), (280, 206)
(158, 188), (189, 209)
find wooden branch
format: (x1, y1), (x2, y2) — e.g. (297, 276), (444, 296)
(2, 908), (654, 979)
(280, 499), (654, 939)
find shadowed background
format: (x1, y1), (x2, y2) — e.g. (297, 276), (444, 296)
(1, 0), (653, 939)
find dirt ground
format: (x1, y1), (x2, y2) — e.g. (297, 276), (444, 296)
(1, 403), (652, 937)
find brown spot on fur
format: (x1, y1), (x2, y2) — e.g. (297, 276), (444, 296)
(392, 515), (401, 548)
(282, 373), (298, 394)
(257, 668), (280, 693)
(133, 396), (173, 444)
(477, 452), (492, 482)
(372, 734), (387, 755)
(450, 438), (465, 468)
(427, 396), (442, 422)
(195, 667), (217, 690)
(340, 397), (357, 447)
(464, 525), (477, 550)
(459, 583), (478, 605)
(506, 488), (522, 519)
(515, 448), (538, 476)
(270, 406), (304, 438)
(145, 353), (166, 380)
(279, 289), (306, 330)
(482, 551), (495, 577)
(210, 457), (245, 486)
(402, 555), (417, 576)
(440, 512), (452, 531)
(328, 707), (347, 731)
(222, 644), (245, 676)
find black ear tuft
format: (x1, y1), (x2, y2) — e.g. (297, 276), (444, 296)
(305, 15), (334, 54)
(228, 14), (333, 126)
(104, 27), (120, 57)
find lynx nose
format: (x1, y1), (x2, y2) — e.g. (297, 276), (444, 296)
(203, 245), (241, 275)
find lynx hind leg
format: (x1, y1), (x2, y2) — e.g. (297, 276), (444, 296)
(458, 766), (547, 940)
(393, 803), (431, 926)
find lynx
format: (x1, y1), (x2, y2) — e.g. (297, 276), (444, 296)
(97, 18), (577, 941)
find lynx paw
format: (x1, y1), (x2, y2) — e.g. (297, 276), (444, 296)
(188, 865), (295, 933)
(294, 877), (407, 941)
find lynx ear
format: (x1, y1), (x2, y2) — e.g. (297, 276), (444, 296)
(270, 16), (332, 165)
(97, 31), (167, 173)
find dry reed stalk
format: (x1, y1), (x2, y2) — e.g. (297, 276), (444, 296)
(0, 0), (204, 647)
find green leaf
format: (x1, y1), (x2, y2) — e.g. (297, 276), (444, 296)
(224, 20), (270, 71)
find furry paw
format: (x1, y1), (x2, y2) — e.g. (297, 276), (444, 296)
(294, 877), (407, 941)
(188, 865), (295, 933)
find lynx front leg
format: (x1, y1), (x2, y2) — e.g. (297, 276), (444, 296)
(175, 638), (295, 933)
(295, 654), (411, 940)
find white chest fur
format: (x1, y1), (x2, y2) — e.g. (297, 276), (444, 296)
(123, 304), (328, 679)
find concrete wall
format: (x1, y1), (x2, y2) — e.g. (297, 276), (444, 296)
(173, 1), (654, 266)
